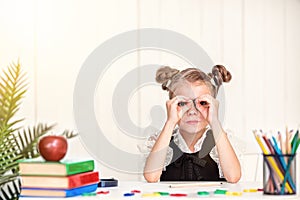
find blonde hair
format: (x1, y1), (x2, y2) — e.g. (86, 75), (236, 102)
(155, 65), (232, 99)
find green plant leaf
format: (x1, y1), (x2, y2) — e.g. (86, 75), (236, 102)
(0, 135), (21, 175)
(60, 130), (78, 139)
(0, 61), (27, 128)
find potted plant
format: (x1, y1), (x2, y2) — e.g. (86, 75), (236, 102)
(0, 61), (77, 199)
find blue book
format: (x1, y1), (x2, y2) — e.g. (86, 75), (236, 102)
(20, 183), (98, 197)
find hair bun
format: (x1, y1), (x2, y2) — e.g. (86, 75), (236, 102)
(212, 65), (232, 83)
(155, 66), (180, 83)
(156, 66), (180, 91)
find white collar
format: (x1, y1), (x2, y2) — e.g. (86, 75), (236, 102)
(172, 127), (210, 153)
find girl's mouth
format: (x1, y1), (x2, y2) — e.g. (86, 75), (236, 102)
(186, 120), (200, 125)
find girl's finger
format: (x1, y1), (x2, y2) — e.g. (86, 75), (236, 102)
(198, 94), (214, 103)
(198, 108), (208, 123)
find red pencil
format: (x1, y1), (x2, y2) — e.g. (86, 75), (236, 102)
(262, 135), (275, 154)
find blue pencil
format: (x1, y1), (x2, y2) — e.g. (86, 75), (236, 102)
(271, 136), (296, 193)
(280, 136), (300, 194)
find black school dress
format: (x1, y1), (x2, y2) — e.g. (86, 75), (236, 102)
(160, 130), (226, 181)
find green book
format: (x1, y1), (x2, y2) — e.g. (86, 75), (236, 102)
(18, 158), (94, 176)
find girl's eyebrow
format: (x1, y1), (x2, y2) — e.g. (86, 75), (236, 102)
(176, 95), (193, 101)
(176, 95), (188, 99)
(176, 95), (201, 101)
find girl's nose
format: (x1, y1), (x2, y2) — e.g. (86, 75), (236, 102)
(187, 107), (198, 115)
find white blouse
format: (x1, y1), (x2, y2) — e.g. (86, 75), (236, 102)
(140, 128), (237, 178)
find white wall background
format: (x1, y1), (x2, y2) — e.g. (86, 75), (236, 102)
(0, 0), (299, 182)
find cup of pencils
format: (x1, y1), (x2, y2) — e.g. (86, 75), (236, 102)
(253, 128), (299, 195)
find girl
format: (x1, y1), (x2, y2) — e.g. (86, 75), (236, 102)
(143, 65), (241, 183)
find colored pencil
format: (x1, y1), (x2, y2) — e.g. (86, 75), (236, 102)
(253, 131), (293, 193)
(278, 132), (286, 155)
(291, 130), (299, 152)
(269, 137), (296, 191)
(253, 129), (300, 194)
(286, 126), (291, 154)
(281, 154), (296, 194)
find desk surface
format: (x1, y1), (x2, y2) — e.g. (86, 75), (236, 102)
(20, 181), (299, 199)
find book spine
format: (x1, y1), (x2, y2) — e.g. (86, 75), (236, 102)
(66, 184), (98, 197)
(68, 171), (99, 188)
(20, 184), (98, 197)
(66, 160), (95, 175)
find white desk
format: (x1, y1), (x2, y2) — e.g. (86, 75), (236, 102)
(19, 181), (299, 199)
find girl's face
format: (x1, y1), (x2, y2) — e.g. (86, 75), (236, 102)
(174, 82), (211, 134)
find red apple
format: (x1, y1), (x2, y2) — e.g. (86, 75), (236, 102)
(38, 135), (68, 161)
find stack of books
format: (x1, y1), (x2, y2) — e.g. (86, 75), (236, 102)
(18, 158), (99, 197)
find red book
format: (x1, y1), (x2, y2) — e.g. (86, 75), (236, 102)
(21, 171), (99, 189)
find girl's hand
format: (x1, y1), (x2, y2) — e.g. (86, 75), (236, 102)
(165, 96), (182, 125)
(198, 94), (220, 127)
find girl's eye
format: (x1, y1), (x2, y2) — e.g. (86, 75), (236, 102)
(178, 102), (187, 107)
(199, 101), (208, 106)
(200, 101), (207, 105)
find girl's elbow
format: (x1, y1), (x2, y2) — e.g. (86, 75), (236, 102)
(144, 173), (160, 183)
(226, 171), (241, 183)
(227, 175), (241, 183)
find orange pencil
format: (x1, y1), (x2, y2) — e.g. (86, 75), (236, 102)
(278, 132), (286, 154)
(279, 131), (287, 164)
(286, 126), (291, 154)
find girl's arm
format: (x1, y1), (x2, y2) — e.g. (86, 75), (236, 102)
(143, 121), (175, 182)
(211, 122), (241, 183)
(199, 94), (241, 183)
(143, 97), (181, 182)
